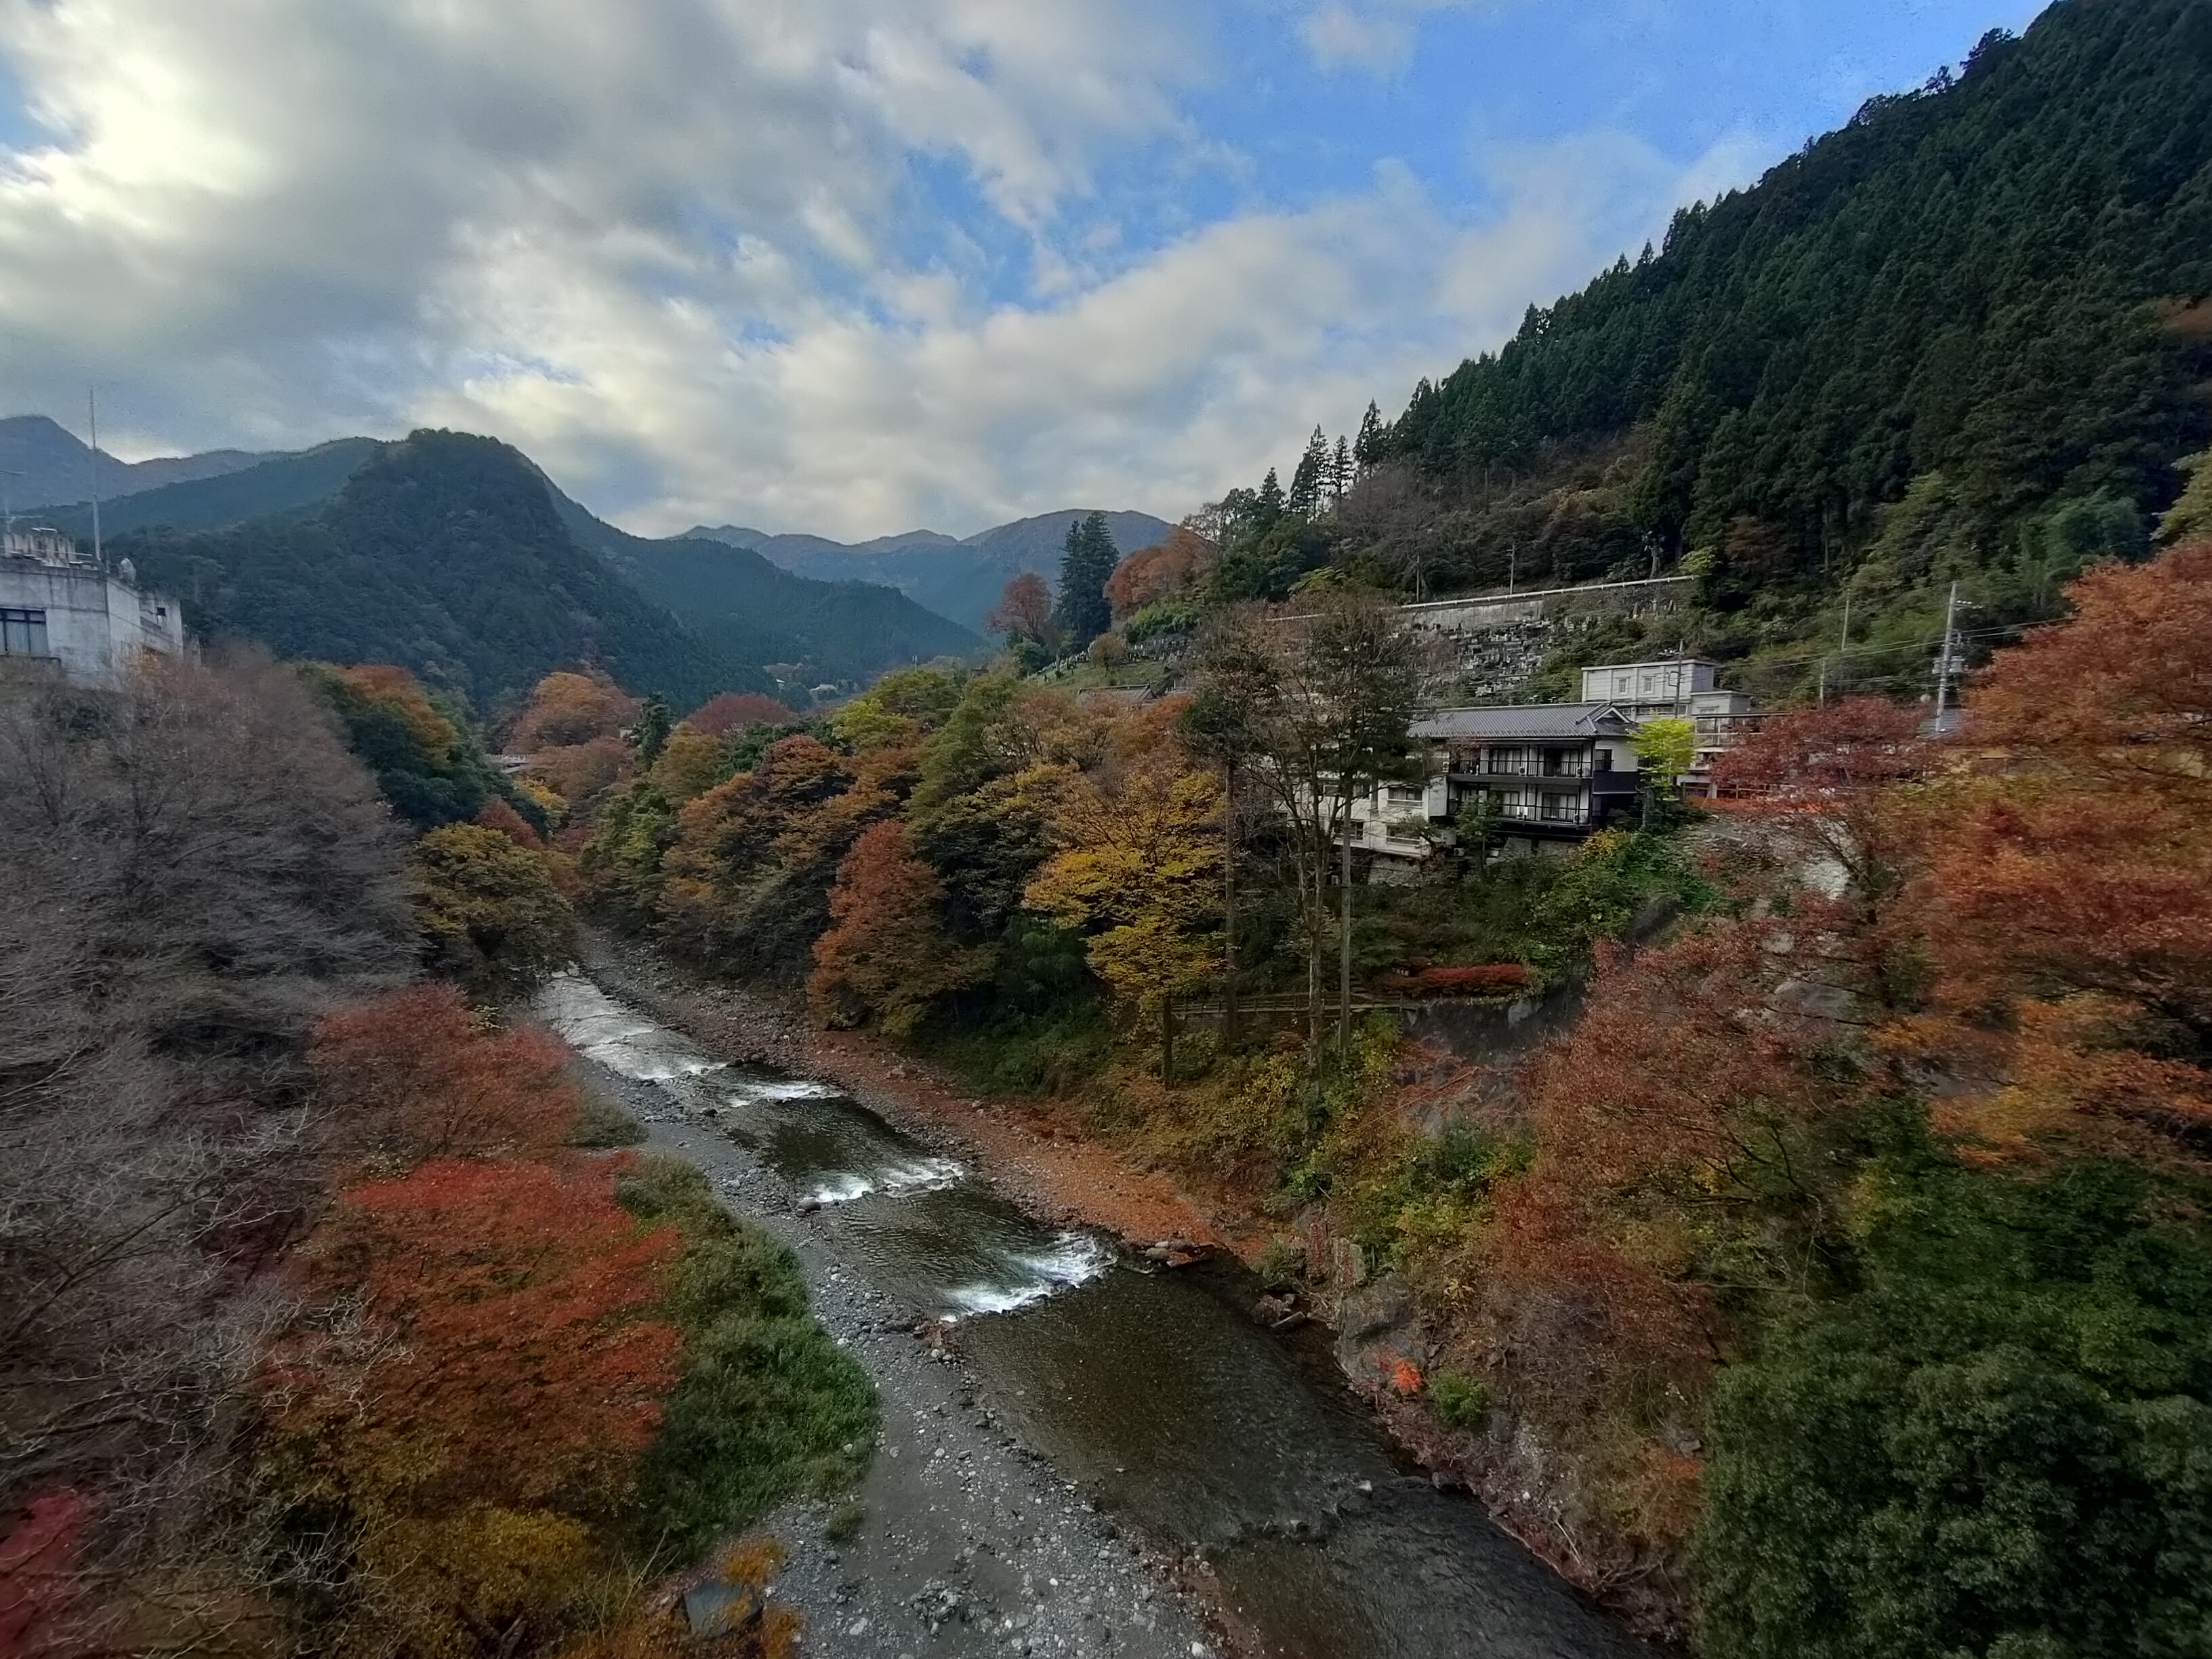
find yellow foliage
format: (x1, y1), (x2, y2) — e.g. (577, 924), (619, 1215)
(646, 724), (729, 804)
(1025, 756), (1223, 1027)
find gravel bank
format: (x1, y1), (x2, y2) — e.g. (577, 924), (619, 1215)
(581, 1056), (1232, 1659)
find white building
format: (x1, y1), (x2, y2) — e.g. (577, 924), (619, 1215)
(0, 527), (188, 687)
(1578, 658), (1757, 791)
(1342, 659), (1759, 872)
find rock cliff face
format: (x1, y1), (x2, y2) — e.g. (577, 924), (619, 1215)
(1399, 576), (1689, 698)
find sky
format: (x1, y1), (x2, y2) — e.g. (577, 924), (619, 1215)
(0, 0), (2046, 539)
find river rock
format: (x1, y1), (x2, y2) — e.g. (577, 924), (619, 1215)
(1334, 1274), (1425, 1396)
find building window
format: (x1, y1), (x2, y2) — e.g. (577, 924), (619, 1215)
(1, 608), (49, 657)
(1499, 787), (1540, 821)
(1540, 792), (1583, 824)
(1386, 785), (1425, 806)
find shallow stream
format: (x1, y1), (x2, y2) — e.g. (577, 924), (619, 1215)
(539, 972), (1646, 1659)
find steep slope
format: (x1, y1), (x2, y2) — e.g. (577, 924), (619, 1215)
(1359, 0), (2212, 611)
(554, 498), (984, 684)
(690, 508), (1174, 630)
(117, 430), (766, 709)
(1, 414), (276, 510)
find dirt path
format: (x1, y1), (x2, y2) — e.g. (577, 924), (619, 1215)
(580, 933), (1237, 1256)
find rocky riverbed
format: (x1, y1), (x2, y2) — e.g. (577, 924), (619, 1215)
(579, 1051), (1230, 1659)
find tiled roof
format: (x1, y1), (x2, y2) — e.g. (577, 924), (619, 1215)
(1412, 702), (1636, 741)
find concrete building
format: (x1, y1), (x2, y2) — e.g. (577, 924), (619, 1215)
(0, 527), (188, 687)
(1576, 658), (1757, 792)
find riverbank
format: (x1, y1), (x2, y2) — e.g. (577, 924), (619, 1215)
(571, 935), (1664, 1651)
(580, 932), (1238, 1258)
(563, 1002), (1235, 1659)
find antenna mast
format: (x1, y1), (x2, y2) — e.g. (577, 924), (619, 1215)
(88, 387), (103, 570)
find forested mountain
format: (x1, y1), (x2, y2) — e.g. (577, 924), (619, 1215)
(693, 508), (1174, 630)
(34, 438), (386, 541)
(556, 501), (983, 684)
(1204, 0), (2212, 693)
(116, 431), (769, 710)
(0, 413), (275, 510)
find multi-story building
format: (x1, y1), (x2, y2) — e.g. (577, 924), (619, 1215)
(1342, 658), (1757, 869)
(1577, 658), (1757, 792)
(0, 527), (188, 687)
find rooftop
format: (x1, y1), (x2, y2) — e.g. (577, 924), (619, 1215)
(1413, 701), (1636, 741)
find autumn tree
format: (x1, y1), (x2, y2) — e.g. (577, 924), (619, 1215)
(312, 984), (579, 1160)
(1104, 526), (1217, 619)
(510, 670), (640, 753)
(411, 822), (579, 994)
(1024, 749), (1223, 1036)
(261, 1158), (680, 1656)
(985, 571), (1057, 649)
(1239, 592), (1427, 1044)
(1903, 539), (2212, 1161)
(685, 693), (792, 739)
(808, 821), (986, 1034)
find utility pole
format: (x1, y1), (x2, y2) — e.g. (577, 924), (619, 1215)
(1507, 543), (1517, 596)
(87, 387), (103, 570)
(1933, 580), (1970, 726)
(0, 467), (20, 540)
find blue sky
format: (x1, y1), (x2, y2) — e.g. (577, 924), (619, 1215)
(0, 0), (2045, 537)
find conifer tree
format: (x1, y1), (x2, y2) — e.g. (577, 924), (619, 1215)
(1051, 511), (1118, 649)
(1255, 468), (1286, 527)
(1331, 435), (1353, 502)
(1353, 401), (1385, 473)
(1288, 426), (1328, 519)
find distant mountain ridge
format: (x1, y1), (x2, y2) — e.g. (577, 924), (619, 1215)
(1, 414), (276, 512)
(21, 419), (986, 703)
(687, 509), (1176, 630)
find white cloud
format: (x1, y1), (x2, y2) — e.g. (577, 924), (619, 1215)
(0, 0), (1753, 538)
(1300, 3), (1416, 74)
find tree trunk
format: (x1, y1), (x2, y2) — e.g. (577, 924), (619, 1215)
(1338, 785), (1355, 1059)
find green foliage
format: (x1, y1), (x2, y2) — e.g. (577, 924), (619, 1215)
(613, 1156), (876, 1559)
(411, 822), (578, 994)
(1527, 828), (1708, 974)
(600, 532), (984, 688)
(1633, 717), (1698, 792)
(1696, 1134), (2212, 1659)
(1382, 5), (2212, 558)
(304, 663), (507, 832)
(1429, 1370), (1491, 1431)
(1053, 511), (1120, 647)
(2161, 445), (2212, 545)
(121, 430), (765, 708)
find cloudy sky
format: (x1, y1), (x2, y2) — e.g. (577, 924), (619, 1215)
(0, 0), (2041, 539)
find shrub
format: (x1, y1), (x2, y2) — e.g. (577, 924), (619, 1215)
(613, 1158), (876, 1557)
(1429, 1370), (1490, 1430)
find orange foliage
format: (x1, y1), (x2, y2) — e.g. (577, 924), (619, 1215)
(331, 663), (459, 755)
(983, 571), (1054, 643)
(275, 1157), (680, 1516)
(686, 693), (792, 739)
(510, 670), (639, 753)
(475, 795), (545, 849)
(530, 735), (631, 808)
(1901, 541), (2212, 1163)
(1105, 526), (1216, 619)
(312, 984), (579, 1159)
(808, 821), (984, 1035)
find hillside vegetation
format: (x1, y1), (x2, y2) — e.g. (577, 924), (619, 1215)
(560, 509), (983, 687)
(1202, 0), (2212, 703)
(113, 430), (769, 711)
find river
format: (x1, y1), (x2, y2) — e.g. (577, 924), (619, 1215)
(538, 970), (1649, 1659)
